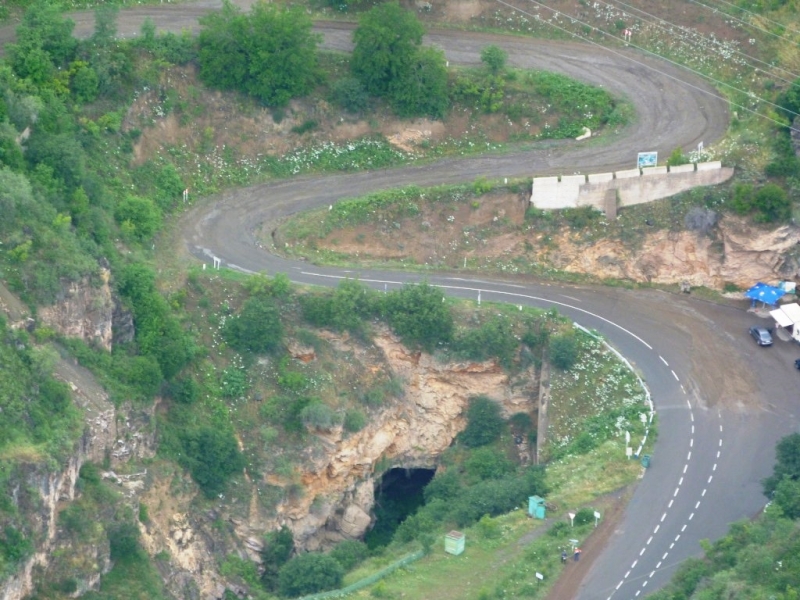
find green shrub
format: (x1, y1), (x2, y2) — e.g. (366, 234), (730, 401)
(164, 376), (199, 404)
(465, 446), (515, 481)
(549, 333), (578, 371)
(509, 412), (533, 434)
(384, 282), (453, 351)
(291, 119), (318, 135)
(752, 183), (791, 223)
(109, 522), (142, 562)
(331, 77), (369, 113)
(562, 206), (601, 229)
(476, 514), (501, 539)
(300, 401), (338, 430)
(666, 147), (689, 167)
(548, 521), (570, 538)
(460, 396), (505, 448)
(220, 367), (248, 399)
(181, 426), (245, 498)
(223, 296), (284, 354)
(329, 539), (368, 571)
(344, 409), (367, 432)
(454, 315), (518, 367)
(574, 507), (595, 526)
(278, 552), (344, 597)
(423, 469), (462, 502)
(261, 526), (294, 591)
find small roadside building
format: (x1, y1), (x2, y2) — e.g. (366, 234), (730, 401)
(770, 302), (800, 343)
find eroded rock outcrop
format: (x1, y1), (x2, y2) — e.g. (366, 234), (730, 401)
(553, 215), (800, 288)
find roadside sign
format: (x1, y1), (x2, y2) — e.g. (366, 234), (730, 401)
(637, 152), (657, 168)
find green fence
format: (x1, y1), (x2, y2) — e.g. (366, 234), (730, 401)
(298, 550), (425, 599)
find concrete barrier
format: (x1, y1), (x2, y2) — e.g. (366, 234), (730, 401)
(642, 166), (668, 175)
(588, 172), (613, 183)
(615, 168), (641, 179)
(668, 163), (695, 174)
(531, 163), (733, 210)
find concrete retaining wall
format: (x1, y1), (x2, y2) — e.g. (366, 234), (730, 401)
(530, 162), (734, 211)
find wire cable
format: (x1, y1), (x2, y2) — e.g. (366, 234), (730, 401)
(686, 0), (800, 45)
(600, 0), (800, 87)
(494, 0), (799, 131)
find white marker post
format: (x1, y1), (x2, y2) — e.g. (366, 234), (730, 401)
(213, 257), (221, 270)
(477, 290), (481, 306)
(594, 511), (601, 528)
(183, 188), (189, 204)
(568, 512), (575, 527)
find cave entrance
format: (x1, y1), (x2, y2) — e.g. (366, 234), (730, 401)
(365, 467), (436, 549)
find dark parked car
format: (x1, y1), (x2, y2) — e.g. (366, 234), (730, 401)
(794, 358), (800, 370)
(749, 326), (773, 346)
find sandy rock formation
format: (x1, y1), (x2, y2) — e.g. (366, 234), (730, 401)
(555, 216), (800, 288)
(284, 330), (537, 550)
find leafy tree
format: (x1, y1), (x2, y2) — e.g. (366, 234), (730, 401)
(460, 396), (505, 448)
(115, 195), (162, 241)
(181, 426), (245, 498)
(390, 45), (449, 119)
(764, 433), (800, 496)
(0, 167), (35, 235)
(549, 333), (578, 370)
(223, 296), (284, 354)
(277, 552), (344, 597)
(8, 2), (77, 83)
(260, 526), (294, 591)
(773, 477), (800, 519)
(384, 282), (453, 351)
(25, 133), (87, 191)
(480, 45), (508, 75)
(351, 2), (424, 97)
(198, 0), (320, 107)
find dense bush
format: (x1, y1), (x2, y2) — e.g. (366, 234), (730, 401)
(260, 526), (294, 591)
(329, 539), (368, 571)
(299, 279), (377, 333)
(300, 401), (339, 430)
(331, 77), (369, 113)
(764, 433), (800, 498)
(223, 296), (284, 354)
(278, 552), (344, 597)
(454, 315), (518, 366)
(460, 396), (505, 448)
(384, 282), (453, 351)
(464, 446), (515, 481)
(108, 522), (142, 563)
(197, 1), (319, 107)
(729, 182), (791, 223)
(549, 333), (578, 370)
(180, 426), (245, 498)
(343, 409), (367, 432)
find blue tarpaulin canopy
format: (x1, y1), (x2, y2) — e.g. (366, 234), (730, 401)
(745, 282), (785, 306)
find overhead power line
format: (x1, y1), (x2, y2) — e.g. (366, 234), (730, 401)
(686, 0), (800, 46)
(493, 0), (799, 132)
(600, 0), (800, 87)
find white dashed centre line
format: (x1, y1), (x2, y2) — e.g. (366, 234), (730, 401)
(660, 356), (669, 366)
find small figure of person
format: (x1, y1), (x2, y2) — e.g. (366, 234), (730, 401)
(561, 550), (567, 564)
(574, 547), (582, 562)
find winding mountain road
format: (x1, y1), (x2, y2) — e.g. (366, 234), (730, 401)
(3, 3), (799, 598)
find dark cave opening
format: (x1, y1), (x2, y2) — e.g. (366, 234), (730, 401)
(364, 467), (436, 549)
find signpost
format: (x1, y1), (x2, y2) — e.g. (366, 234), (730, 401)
(593, 511), (601, 527)
(637, 152), (658, 168)
(536, 572), (544, 585)
(568, 512), (575, 527)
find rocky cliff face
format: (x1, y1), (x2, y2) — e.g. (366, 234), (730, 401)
(37, 266), (134, 352)
(549, 215), (800, 288)
(281, 330), (537, 551)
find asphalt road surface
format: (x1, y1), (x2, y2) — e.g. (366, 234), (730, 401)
(3, 3), (798, 598)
